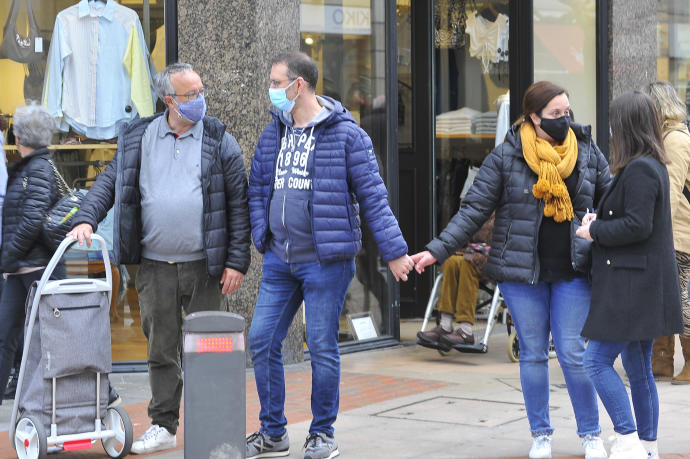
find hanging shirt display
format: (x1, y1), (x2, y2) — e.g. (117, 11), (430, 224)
(465, 10), (509, 74)
(495, 91), (510, 146)
(42, 0), (155, 139)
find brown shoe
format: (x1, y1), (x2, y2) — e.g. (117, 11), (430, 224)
(439, 327), (475, 348)
(417, 324), (452, 351)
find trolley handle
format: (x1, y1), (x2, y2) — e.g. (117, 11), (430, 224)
(44, 235), (112, 288)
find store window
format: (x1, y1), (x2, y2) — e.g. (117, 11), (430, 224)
(433, 0), (510, 232)
(533, 0), (597, 140)
(0, 0), (165, 363)
(658, 0), (690, 110)
(300, 0), (391, 342)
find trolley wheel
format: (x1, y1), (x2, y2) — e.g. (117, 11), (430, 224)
(102, 406), (133, 458)
(507, 330), (520, 363)
(15, 416), (47, 459)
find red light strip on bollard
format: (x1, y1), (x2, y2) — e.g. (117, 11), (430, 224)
(196, 336), (233, 353)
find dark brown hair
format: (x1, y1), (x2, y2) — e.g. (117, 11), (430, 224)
(609, 91), (668, 175)
(518, 81), (572, 125)
(0, 113), (7, 132)
(271, 51), (319, 91)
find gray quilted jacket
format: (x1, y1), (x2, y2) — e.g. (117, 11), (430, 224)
(426, 123), (612, 284)
(72, 113), (251, 277)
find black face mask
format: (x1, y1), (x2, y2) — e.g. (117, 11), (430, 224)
(539, 115), (570, 142)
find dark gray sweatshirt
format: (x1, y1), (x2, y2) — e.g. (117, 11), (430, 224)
(268, 97), (333, 263)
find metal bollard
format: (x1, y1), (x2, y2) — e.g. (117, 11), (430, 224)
(183, 311), (246, 459)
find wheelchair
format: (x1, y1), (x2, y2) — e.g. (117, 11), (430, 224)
(417, 272), (555, 362)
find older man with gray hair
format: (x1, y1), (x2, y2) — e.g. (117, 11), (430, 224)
(69, 62), (251, 454)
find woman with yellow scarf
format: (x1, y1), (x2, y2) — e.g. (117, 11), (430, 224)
(412, 81), (612, 459)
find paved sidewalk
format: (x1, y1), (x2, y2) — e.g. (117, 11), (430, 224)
(1, 321), (689, 458)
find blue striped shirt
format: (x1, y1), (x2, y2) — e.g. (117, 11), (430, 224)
(42, 0), (155, 139)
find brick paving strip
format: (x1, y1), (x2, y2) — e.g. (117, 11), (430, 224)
(3, 370), (688, 459)
(0, 371), (448, 458)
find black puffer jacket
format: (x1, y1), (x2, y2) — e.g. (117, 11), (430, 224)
(71, 113), (251, 277)
(426, 123), (612, 284)
(0, 148), (59, 272)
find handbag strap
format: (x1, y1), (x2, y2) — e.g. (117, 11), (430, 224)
(45, 157), (74, 198)
(3, 0), (38, 33)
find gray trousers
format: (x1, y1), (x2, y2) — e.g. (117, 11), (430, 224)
(135, 258), (223, 434)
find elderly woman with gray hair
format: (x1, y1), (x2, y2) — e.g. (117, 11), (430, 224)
(0, 101), (61, 404)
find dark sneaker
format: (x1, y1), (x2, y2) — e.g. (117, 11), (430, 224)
(416, 324), (452, 351)
(303, 433), (339, 459)
(439, 327), (475, 348)
(246, 431), (289, 458)
(107, 384), (122, 408)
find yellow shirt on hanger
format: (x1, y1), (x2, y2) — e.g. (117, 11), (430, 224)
(0, 60), (26, 114)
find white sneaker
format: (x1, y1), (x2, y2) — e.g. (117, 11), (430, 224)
(131, 424), (177, 455)
(640, 440), (659, 459)
(608, 433), (647, 459)
(583, 434), (608, 459)
(529, 435), (552, 459)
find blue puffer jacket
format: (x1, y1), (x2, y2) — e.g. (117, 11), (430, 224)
(249, 97), (408, 263)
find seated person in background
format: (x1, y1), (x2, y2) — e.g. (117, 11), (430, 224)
(417, 215), (494, 349)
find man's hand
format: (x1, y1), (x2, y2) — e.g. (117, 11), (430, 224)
(410, 251), (437, 274)
(67, 223), (94, 247)
(388, 254), (415, 282)
(220, 268), (244, 295)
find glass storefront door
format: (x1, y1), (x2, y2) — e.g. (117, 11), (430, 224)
(433, 0), (510, 233)
(658, 0), (690, 109)
(0, 0), (165, 364)
(533, 0), (597, 141)
(299, 0), (393, 343)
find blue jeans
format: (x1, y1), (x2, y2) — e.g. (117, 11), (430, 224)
(584, 339), (657, 441)
(499, 277), (601, 437)
(249, 251), (356, 438)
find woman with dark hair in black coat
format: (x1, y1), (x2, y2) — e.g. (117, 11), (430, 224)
(577, 91), (683, 459)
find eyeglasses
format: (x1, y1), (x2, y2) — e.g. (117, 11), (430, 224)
(269, 78), (296, 88)
(169, 88), (205, 101)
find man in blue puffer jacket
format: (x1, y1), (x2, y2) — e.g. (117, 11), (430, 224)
(246, 52), (413, 459)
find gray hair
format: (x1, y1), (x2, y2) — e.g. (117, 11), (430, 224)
(154, 62), (194, 99)
(13, 101), (56, 148)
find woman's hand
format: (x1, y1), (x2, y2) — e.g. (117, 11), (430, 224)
(582, 211), (597, 225)
(576, 222), (593, 241)
(410, 251), (437, 274)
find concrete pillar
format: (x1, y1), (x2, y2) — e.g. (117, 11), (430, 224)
(177, 0), (305, 365)
(609, 0), (657, 99)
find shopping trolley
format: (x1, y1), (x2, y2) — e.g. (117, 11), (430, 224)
(10, 235), (133, 459)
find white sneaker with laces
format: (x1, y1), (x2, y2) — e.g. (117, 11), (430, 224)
(583, 434), (608, 459)
(529, 435), (552, 459)
(640, 440), (659, 459)
(608, 433), (647, 459)
(131, 424), (177, 455)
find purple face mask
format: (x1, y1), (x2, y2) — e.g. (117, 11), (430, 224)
(174, 93), (207, 123)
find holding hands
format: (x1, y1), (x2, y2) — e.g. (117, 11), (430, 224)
(389, 254), (416, 282)
(410, 251), (437, 274)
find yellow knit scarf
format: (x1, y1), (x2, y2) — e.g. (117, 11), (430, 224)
(520, 122), (578, 222)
